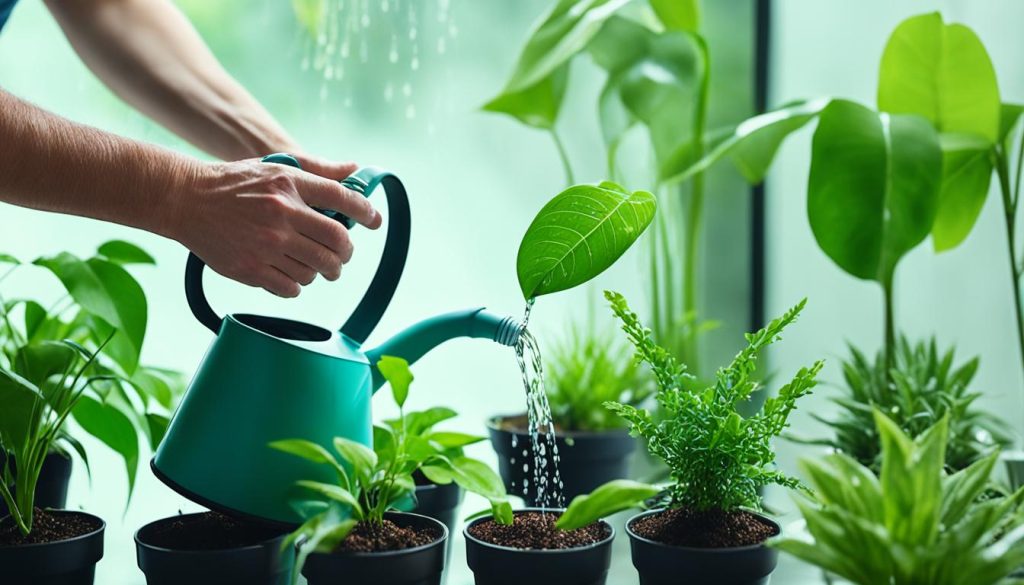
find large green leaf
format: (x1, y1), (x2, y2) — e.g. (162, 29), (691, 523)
(376, 355), (413, 409)
(662, 98), (830, 184)
(0, 370), (43, 452)
(932, 133), (994, 251)
(72, 394), (139, 500)
(517, 182), (656, 299)
(807, 100), (942, 283)
(878, 12), (1000, 142)
(11, 341), (76, 392)
(97, 241), (155, 265)
(497, 0), (633, 94)
(482, 65), (569, 130)
(1000, 103), (1024, 143)
(33, 254), (147, 373)
(445, 456), (506, 500)
(556, 479), (660, 530)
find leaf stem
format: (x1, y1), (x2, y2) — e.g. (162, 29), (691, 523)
(681, 37), (711, 371)
(550, 130), (575, 187)
(996, 147), (1024, 431)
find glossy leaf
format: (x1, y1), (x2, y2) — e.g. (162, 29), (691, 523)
(296, 480), (361, 512)
(650, 0), (699, 32)
(807, 100), (941, 283)
(446, 456), (506, 500)
(662, 98), (830, 184)
(482, 66), (569, 130)
(878, 12), (1001, 142)
(332, 437), (377, 480)
(932, 133), (994, 251)
(426, 431), (485, 448)
(72, 394), (139, 500)
(517, 182), (656, 299)
(97, 240), (156, 265)
(376, 355), (412, 409)
(1000, 103), (1024, 143)
(0, 253), (18, 265)
(402, 407), (457, 436)
(11, 341), (76, 391)
(143, 413), (170, 451)
(33, 253), (147, 373)
(0, 370), (43, 451)
(556, 479), (660, 530)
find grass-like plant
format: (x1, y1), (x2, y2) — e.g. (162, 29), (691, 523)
(0, 339), (111, 535)
(795, 337), (1010, 473)
(774, 410), (1024, 585)
(557, 291), (821, 529)
(545, 318), (653, 432)
(273, 356), (511, 579)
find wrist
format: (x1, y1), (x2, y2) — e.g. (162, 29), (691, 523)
(157, 156), (215, 244)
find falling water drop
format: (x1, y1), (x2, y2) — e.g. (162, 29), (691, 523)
(381, 0), (390, 12)
(410, 56), (420, 71)
(384, 83), (394, 102)
(437, 37), (446, 54)
(388, 35), (399, 63)
(405, 104), (416, 119)
(402, 82), (412, 97)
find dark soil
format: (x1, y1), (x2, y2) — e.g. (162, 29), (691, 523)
(469, 511), (609, 550)
(0, 509), (101, 546)
(631, 508), (778, 549)
(335, 518), (439, 553)
(142, 512), (284, 551)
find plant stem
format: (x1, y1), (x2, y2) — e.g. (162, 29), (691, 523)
(681, 38), (711, 371)
(996, 147), (1024, 430)
(882, 274), (895, 375)
(550, 130), (575, 187)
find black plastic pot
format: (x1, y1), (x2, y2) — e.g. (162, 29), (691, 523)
(626, 509), (779, 585)
(0, 451), (73, 516)
(302, 511), (448, 585)
(135, 513), (294, 585)
(0, 510), (105, 585)
(413, 477), (462, 582)
(488, 415), (636, 506)
(464, 508), (615, 585)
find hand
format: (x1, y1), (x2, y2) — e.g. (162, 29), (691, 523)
(170, 154), (382, 297)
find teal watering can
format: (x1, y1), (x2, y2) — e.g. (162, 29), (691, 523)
(152, 154), (521, 526)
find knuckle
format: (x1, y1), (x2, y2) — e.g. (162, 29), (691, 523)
(267, 172), (296, 193)
(263, 228), (287, 247)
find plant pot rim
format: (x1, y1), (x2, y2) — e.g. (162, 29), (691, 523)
(626, 508), (780, 553)
(0, 509), (105, 550)
(487, 414), (632, 439)
(134, 511), (289, 555)
(463, 507), (615, 555)
(311, 511), (449, 559)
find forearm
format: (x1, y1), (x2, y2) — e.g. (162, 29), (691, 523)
(44, 0), (298, 161)
(0, 88), (197, 237)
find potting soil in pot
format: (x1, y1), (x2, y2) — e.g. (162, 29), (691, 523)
(631, 508), (779, 548)
(468, 511), (608, 550)
(141, 512), (282, 550)
(335, 519), (441, 553)
(0, 508), (101, 545)
(512, 300), (565, 508)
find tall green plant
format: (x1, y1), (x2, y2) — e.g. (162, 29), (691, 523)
(0, 242), (185, 501)
(774, 411), (1024, 585)
(556, 291), (821, 529)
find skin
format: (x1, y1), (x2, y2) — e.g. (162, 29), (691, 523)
(0, 0), (382, 297)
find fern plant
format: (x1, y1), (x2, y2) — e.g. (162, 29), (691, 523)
(796, 338), (1010, 473)
(774, 410), (1024, 585)
(557, 291), (822, 529)
(545, 318), (654, 432)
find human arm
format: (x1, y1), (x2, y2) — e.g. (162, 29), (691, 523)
(43, 0), (301, 162)
(0, 89), (381, 297)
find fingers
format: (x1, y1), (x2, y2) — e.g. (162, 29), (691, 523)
(292, 155), (358, 181)
(258, 266), (301, 298)
(293, 207), (350, 256)
(276, 254), (318, 286)
(287, 233), (345, 280)
(292, 173), (383, 230)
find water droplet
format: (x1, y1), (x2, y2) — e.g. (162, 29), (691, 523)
(437, 37), (446, 54)
(410, 56), (420, 71)
(383, 83), (394, 102)
(409, 27), (418, 41)
(341, 41), (350, 59)
(361, 13), (370, 28)
(449, 23), (459, 38)
(402, 82), (412, 97)
(381, 0), (390, 12)
(405, 104), (416, 119)
(522, 463), (529, 472)
(325, 66), (335, 80)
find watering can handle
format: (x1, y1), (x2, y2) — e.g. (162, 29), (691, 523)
(184, 153), (411, 344)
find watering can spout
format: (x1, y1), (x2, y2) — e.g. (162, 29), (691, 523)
(365, 308), (521, 391)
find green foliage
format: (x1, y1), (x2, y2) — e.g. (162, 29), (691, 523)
(808, 99), (942, 285)
(516, 182), (656, 299)
(0, 242), (185, 508)
(556, 479), (660, 530)
(795, 338), (1010, 473)
(275, 357), (510, 578)
(0, 339), (111, 535)
(545, 318), (654, 431)
(774, 411), (1024, 585)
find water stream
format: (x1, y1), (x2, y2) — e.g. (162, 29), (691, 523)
(513, 300), (565, 510)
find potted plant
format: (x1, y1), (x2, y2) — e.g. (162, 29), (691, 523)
(552, 291), (822, 585)
(268, 356), (511, 585)
(0, 243), (185, 514)
(792, 337), (1010, 473)
(774, 410), (1024, 584)
(489, 316), (653, 505)
(0, 338), (110, 584)
(464, 505), (620, 585)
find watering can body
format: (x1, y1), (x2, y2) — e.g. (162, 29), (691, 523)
(152, 155), (519, 526)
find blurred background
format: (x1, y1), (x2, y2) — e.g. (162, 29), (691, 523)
(1, 0), (1023, 583)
